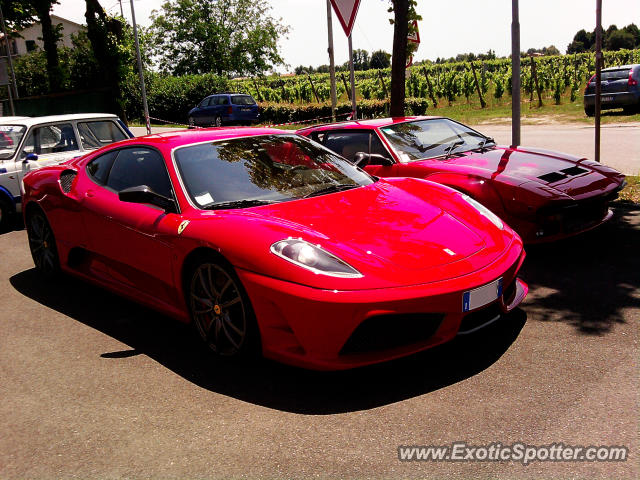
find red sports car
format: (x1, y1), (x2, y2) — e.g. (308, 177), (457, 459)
(298, 117), (626, 243)
(23, 128), (527, 370)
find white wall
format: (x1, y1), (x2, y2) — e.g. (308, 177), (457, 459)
(13, 16), (86, 56)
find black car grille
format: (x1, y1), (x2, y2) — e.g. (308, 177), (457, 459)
(59, 170), (77, 193)
(339, 313), (444, 355)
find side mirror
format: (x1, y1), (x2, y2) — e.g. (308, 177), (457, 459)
(23, 153), (39, 163)
(353, 152), (394, 168)
(118, 185), (177, 213)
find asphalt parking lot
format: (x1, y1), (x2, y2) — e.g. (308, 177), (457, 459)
(1, 199), (638, 478)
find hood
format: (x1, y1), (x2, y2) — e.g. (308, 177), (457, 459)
(433, 146), (625, 199)
(197, 178), (517, 290)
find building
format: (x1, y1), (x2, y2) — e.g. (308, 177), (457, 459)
(1, 15), (86, 57)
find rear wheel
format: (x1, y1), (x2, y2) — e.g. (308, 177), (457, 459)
(188, 116), (195, 128)
(584, 106), (595, 117)
(188, 258), (260, 357)
(26, 208), (60, 276)
(214, 116), (222, 127)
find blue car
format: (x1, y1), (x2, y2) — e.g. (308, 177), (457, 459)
(188, 93), (260, 127)
(584, 64), (640, 116)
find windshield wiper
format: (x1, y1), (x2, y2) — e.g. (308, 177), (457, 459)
(303, 183), (359, 199)
(475, 136), (495, 152)
(205, 199), (275, 210)
(444, 140), (465, 158)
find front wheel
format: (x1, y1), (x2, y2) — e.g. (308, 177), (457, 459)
(26, 208), (60, 276)
(188, 116), (195, 128)
(214, 116), (222, 127)
(188, 259), (259, 357)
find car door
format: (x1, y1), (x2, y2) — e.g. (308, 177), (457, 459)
(78, 146), (182, 305)
(17, 122), (84, 194)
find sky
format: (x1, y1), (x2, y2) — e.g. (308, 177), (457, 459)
(53, 0), (640, 72)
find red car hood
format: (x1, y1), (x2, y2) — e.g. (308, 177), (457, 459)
(435, 146), (624, 199)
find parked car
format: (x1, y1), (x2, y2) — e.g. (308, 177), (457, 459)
(22, 128), (527, 370)
(584, 64), (640, 116)
(0, 113), (133, 231)
(188, 93), (260, 127)
(298, 116), (626, 243)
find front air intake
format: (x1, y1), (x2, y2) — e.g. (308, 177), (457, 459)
(59, 170), (77, 193)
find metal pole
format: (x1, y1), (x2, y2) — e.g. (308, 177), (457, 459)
(118, 0), (124, 17)
(130, 0), (151, 134)
(348, 34), (357, 119)
(594, 0), (602, 162)
(0, 5), (19, 111)
(511, 0), (521, 147)
(326, 0), (337, 122)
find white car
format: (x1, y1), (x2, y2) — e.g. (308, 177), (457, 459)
(0, 113), (133, 230)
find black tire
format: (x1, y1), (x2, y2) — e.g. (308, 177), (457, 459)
(187, 257), (260, 357)
(0, 196), (13, 233)
(26, 208), (60, 277)
(214, 116), (222, 127)
(188, 116), (195, 128)
(585, 106), (595, 117)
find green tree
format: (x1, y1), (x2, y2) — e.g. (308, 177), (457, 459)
(605, 30), (635, 51)
(567, 29), (593, 53)
(369, 49), (391, 69)
(28, 0), (64, 91)
(149, 0), (289, 76)
(352, 49), (370, 70)
(0, 0), (36, 30)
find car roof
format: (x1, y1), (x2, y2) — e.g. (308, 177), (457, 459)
(602, 64), (640, 71)
(122, 127), (292, 150)
(0, 113), (118, 127)
(297, 115), (442, 132)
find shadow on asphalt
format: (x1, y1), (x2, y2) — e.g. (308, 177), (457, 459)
(10, 266), (526, 414)
(520, 202), (640, 335)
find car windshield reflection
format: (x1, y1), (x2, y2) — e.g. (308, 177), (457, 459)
(380, 118), (492, 162)
(174, 134), (374, 209)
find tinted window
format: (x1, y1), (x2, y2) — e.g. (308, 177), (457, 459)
(231, 95), (256, 105)
(87, 150), (118, 185)
(23, 124), (78, 156)
(601, 69), (631, 81)
(199, 97), (211, 107)
(174, 135), (373, 209)
(324, 131), (371, 162)
(107, 147), (172, 198)
(78, 121), (127, 149)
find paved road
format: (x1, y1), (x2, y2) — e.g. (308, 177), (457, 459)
(1, 203), (638, 478)
(131, 122), (640, 175)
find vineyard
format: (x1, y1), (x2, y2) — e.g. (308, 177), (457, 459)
(124, 49), (640, 124)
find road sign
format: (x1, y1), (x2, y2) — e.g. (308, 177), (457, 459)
(329, 0), (361, 37)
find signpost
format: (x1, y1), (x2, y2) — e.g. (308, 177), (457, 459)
(329, 0), (361, 119)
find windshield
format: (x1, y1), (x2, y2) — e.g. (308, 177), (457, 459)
(379, 118), (492, 162)
(174, 134), (374, 209)
(0, 125), (27, 160)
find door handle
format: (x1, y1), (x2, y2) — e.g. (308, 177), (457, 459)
(85, 189), (95, 198)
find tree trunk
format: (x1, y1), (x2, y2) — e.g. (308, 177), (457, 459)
(33, 0), (63, 92)
(389, 0), (408, 117)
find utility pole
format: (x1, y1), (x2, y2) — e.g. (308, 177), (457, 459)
(118, 0), (124, 17)
(348, 34), (357, 119)
(130, 0), (150, 134)
(511, 0), (521, 147)
(594, 0), (602, 162)
(326, 0), (337, 121)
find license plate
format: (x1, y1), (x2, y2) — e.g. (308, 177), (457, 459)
(463, 278), (503, 312)
(241, 108), (251, 112)
(601, 96), (614, 102)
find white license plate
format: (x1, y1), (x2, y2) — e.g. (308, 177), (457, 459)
(241, 108), (251, 111)
(601, 96), (614, 102)
(463, 278), (503, 312)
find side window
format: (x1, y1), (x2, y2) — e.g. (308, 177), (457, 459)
(370, 133), (393, 160)
(324, 131), (371, 162)
(21, 131), (36, 157)
(86, 150), (118, 185)
(199, 97), (210, 107)
(78, 121), (128, 150)
(24, 124), (78, 156)
(106, 147), (172, 198)
(220, 96), (230, 105)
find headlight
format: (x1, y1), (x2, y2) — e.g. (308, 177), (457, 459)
(271, 238), (363, 278)
(459, 193), (504, 230)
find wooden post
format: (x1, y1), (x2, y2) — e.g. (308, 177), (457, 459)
(595, 0), (602, 163)
(470, 62), (487, 108)
(377, 69), (388, 98)
(279, 78), (286, 103)
(421, 67), (438, 108)
(307, 73), (320, 103)
(531, 56), (543, 107)
(252, 78), (263, 102)
(341, 72), (351, 101)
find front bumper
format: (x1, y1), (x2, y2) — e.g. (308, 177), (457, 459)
(237, 247), (527, 370)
